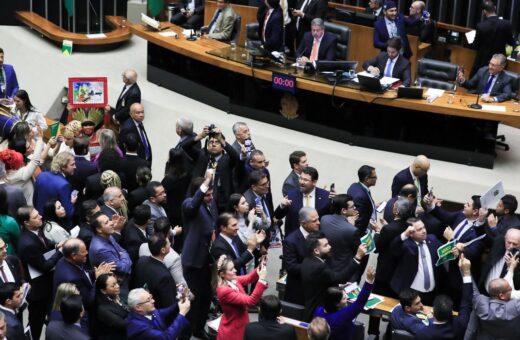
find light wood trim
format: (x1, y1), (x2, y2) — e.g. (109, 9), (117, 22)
(15, 11), (132, 45)
(130, 22), (520, 129)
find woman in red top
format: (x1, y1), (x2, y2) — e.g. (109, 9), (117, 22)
(214, 254), (268, 340)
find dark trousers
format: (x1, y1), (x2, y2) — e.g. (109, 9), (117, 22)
(368, 279), (397, 336)
(28, 298), (50, 340)
(171, 12), (203, 30)
(184, 264), (212, 334)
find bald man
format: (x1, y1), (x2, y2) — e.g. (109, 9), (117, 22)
(105, 68), (141, 124)
(391, 155), (430, 198)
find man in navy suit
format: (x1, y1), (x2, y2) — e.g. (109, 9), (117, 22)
(181, 170), (218, 338)
(282, 151), (308, 197)
(0, 238), (23, 285)
(0, 282), (25, 340)
(363, 37), (412, 86)
(291, 0), (328, 44)
(275, 166), (331, 236)
(373, 1), (412, 59)
(105, 69), (141, 124)
(486, 194), (520, 237)
(390, 288), (429, 334)
(0, 48), (19, 100)
(257, 0), (284, 52)
(119, 103), (152, 165)
(282, 207), (320, 305)
(296, 18), (337, 65)
(391, 218), (443, 305)
(391, 155), (430, 198)
(347, 165), (378, 234)
(69, 137), (97, 206)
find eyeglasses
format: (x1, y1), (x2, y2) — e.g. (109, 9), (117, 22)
(137, 296), (153, 305)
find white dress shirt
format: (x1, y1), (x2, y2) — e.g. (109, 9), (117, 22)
(402, 234), (435, 293)
(302, 188), (316, 209)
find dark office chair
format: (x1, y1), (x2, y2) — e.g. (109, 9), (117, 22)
(416, 58), (458, 90)
(229, 14), (241, 42)
(323, 21), (351, 60)
(280, 300), (305, 321)
(391, 329), (415, 340)
(246, 22), (260, 43)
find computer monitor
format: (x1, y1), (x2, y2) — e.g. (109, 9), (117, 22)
(315, 60), (358, 73)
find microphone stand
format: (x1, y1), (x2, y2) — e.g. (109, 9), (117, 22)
(469, 92), (482, 109)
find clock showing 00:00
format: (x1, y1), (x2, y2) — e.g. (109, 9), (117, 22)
(272, 72), (296, 94)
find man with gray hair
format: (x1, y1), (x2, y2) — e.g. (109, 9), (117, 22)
(231, 121), (255, 156)
(296, 18), (337, 66)
(33, 151), (76, 221)
(126, 287), (191, 339)
(174, 116), (200, 172)
(105, 68), (141, 124)
(282, 207), (320, 305)
(100, 187), (127, 241)
(458, 53), (513, 102)
(0, 161), (26, 217)
(405, 1), (435, 44)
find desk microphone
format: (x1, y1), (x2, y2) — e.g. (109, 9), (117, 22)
(469, 92), (482, 109)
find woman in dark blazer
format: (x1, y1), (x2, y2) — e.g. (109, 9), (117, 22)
(94, 273), (129, 340)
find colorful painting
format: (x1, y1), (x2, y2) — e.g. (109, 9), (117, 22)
(68, 77), (108, 108)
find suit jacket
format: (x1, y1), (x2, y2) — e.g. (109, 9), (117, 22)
(472, 16), (515, 73)
(390, 305), (428, 334)
(53, 258), (95, 309)
(282, 171), (299, 197)
(294, 0), (328, 39)
(95, 294), (128, 340)
(210, 234), (253, 275)
(391, 167), (428, 198)
(0, 256), (23, 284)
(346, 182), (374, 233)
(282, 228), (306, 305)
(133, 256), (176, 309)
(2, 308), (24, 340)
(120, 220), (149, 265)
(320, 214), (360, 272)
(33, 171), (74, 220)
(179, 0), (204, 15)
(274, 187), (330, 236)
(243, 188), (275, 226)
(181, 188), (218, 269)
(128, 186), (147, 212)
(257, 6), (284, 52)
(373, 218), (408, 283)
(1, 64), (19, 99)
(0, 182), (27, 218)
(89, 235), (132, 276)
(69, 156), (97, 204)
(174, 134), (201, 175)
(208, 5), (237, 41)
(121, 154), (150, 192)
(46, 320), (89, 340)
(119, 118), (153, 164)
(363, 52), (412, 87)
(296, 31), (337, 61)
(126, 304), (189, 340)
(364, 6), (384, 18)
(245, 320), (296, 340)
(78, 223), (95, 250)
(462, 67), (513, 102)
(301, 255), (360, 321)
(18, 228), (62, 302)
(113, 83), (141, 123)
(373, 16), (412, 58)
(84, 173), (104, 201)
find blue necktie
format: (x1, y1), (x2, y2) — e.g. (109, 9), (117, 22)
(261, 196), (270, 219)
(231, 240), (245, 275)
(385, 58), (394, 77)
(483, 74), (495, 94)
(138, 122), (151, 160)
(454, 220), (468, 240)
(419, 242), (431, 291)
(208, 10), (221, 33)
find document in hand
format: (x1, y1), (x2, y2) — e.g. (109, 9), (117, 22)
(360, 232), (376, 254)
(343, 283), (385, 310)
(436, 241), (456, 266)
(480, 180), (505, 209)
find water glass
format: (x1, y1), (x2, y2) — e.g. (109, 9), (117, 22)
(514, 101), (519, 112)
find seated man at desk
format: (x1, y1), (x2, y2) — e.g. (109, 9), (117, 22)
(170, 0), (204, 30)
(296, 18), (337, 66)
(457, 53), (513, 103)
(201, 0), (237, 42)
(363, 37), (411, 86)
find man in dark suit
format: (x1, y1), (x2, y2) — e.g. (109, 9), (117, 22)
(174, 116), (201, 175)
(0, 164), (26, 218)
(458, 53), (513, 102)
(363, 37), (412, 86)
(405, 1), (436, 44)
(390, 288), (429, 334)
(347, 165), (378, 234)
(133, 234), (176, 309)
(181, 171), (218, 338)
(486, 194), (520, 236)
(470, 0), (515, 77)
(69, 137), (97, 205)
(257, 0), (284, 52)
(243, 170), (275, 230)
(210, 213), (264, 275)
(105, 69), (141, 124)
(292, 0), (328, 44)
(0, 282), (25, 340)
(296, 18), (337, 65)
(120, 205), (151, 266)
(121, 133), (151, 192)
(365, 0), (384, 17)
(390, 218), (443, 305)
(282, 207), (320, 305)
(373, 1), (412, 59)
(119, 103), (152, 165)
(0, 238), (23, 284)
(0, 48), (19, 100)
(391, 155), (430, 198)
(236, 149), (272, 195)
(300, 231), (365, 321)
(17, 207), (64, 340)
(231, 122), (255, 156)
(282, 151), (307, 197)
(46, 295), (89, 340)
(275, 166), (331, 236)
(320, 194), (360, 273)
(170, 0), (204, 29)
(244, 295), (297, 340)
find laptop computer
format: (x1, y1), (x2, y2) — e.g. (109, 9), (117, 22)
(397, 87), (424, 99)
(357, 74), (389, 93)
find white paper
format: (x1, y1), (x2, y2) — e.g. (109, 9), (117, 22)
(425, 88), (445, 97)
(86, 33), (107, 39)
(357, 71), (376, 78)
(380, 77), (400, 85)
(465, 30), (476, 44)
(70, 225), (80, 238)
(207, 316), (221, 332)
(182, 29), (194, 37)
(343, 282), (360, 295)
(28, 249), (57, 279)
(481, 104), (506, 112)
(159, 31), (178, 38)
(376, 200), (387, 213)
(480, 180), (505, 209)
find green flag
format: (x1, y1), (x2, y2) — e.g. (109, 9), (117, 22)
(49, 121), (60, 138)
(148, 0), (165, 18)
(64, 0), (74, 17)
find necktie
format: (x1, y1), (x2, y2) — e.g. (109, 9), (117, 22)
(418, 242), (431, 291)
(367, 189), (377, 221)
(0, 266), (8, 282)
(384, 58), (394, 77)
(37, 232), (47, 247)
(263, 10), (270, 42)
(310, 39), (319, 62)
(118, 85), (126, 100)
(0, 67), (4, 85)
(413, 177), (421, 205)
(208, 9), (221, 34)
(305, 194), (311, 207)
(261, 196), (270, 219)
(483, 74), (495, 94)
(138, 123), (151, 160)
(231, 240), (245, 275)
(454, 220), (469, 240)
(296, 0), (311, 30)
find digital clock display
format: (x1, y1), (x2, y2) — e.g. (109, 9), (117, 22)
(272, 72), (296, 94)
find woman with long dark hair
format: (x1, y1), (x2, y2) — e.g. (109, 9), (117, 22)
(94, 273), (129, 340)
(42, 198), (70, 243)
(11, 90), (47, 132)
